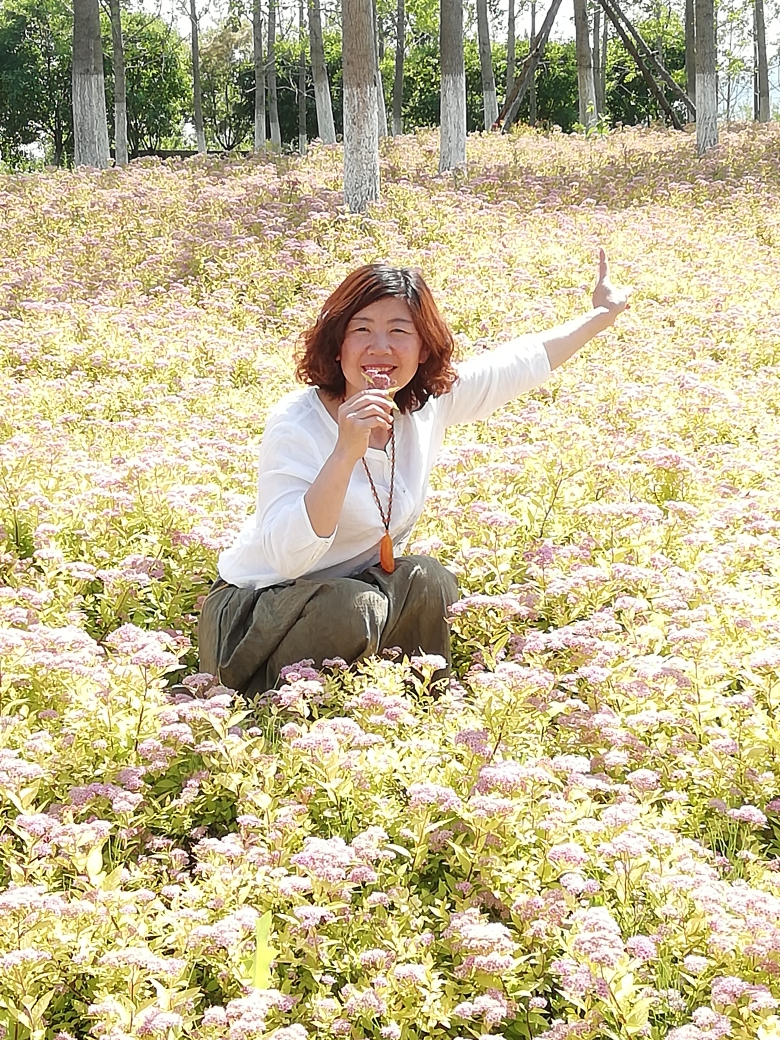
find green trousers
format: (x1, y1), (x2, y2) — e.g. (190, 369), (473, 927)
(198, 555), (459, 696)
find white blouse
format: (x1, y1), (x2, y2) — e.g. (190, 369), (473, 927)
(218, 335), (551, 589)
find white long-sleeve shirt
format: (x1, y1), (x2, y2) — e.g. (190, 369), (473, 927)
(218, 334), (551, 589)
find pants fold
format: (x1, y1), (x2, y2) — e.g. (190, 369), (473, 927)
(198, 555), (458, 696)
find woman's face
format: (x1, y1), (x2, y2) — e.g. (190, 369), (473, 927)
(338, 296), (428, 399)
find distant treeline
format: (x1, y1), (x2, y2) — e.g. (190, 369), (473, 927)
(0, 0), (687, 168)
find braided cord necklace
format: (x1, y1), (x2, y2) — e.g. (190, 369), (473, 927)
(361, 425), (396, 573)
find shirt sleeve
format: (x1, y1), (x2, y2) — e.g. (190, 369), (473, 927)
(435, 333), (552, 427)
(217, 417), (336, 585)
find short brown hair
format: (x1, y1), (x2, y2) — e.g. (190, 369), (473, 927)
(295, 264), (458, 413)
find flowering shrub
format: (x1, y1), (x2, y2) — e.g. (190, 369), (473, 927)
(3, 125), (780, 1036)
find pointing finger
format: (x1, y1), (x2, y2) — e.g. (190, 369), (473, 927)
(598, 247), (608, 283)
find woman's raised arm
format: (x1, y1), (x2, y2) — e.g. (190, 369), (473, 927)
(541, 248), (629, 370)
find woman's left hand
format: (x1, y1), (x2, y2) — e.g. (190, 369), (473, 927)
(592, 247), (630, 320)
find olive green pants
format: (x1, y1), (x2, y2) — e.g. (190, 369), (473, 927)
(198, 555), (458, 696)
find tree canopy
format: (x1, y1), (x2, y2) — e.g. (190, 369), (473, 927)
(0, 0), (691, 167)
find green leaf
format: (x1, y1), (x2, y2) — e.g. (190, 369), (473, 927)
(86, 844), (104, 882)
(251, 910), (277, 990)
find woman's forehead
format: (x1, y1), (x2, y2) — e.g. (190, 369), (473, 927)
(349, 297), (415, 322)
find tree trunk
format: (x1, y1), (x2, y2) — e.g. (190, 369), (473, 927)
(72, 0), (110, 168)
(606, 0), (695, 120)
(373, 0), (388, 137)
(476, 0), (498, 127)
(253, 0), (266, 151)
(754, 0), (770, 122)
(189, 0), (206, 153)
(685, 0), (696, 107)
(573, 0), (597, 128)
(108, 0), (127, 166)
(695, 0), (718, 153)
(599, 0), (685, 129)
(392, 0), (405, 134)
(506, 0), (515, 96)
(298, 0), (307, 152)
(500, 0), (563, 130)
(592, 3), (602, 115)
(439, 0), (466, 170)
(268, 0), (282, 149)
(309, 0), (336, 142)
(601, 11), (608, 108)
(343, 0), (379, 211)
(54, 112), (64, 167)
(529, 0), (537, 124)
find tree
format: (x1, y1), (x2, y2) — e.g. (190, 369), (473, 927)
(267, 0), (282, 148)
(107, 0), (127, 165)
(573, 0), (596, 128)
(695, 0), (718, 152)
(253, 0), (266, 150)
(189, 0), (206, 152)
(0, 0), (72, 165)
(373, 0), (388, 136)
(439, 0), (465, 170)
(592, 0), (603, 115)
(476, 0), (497, 127)
(72, 0), (110, 166)
(528, 0), (536, 123)
(685, 0), (696, 106)
(392, 0), (404, 133)
(754, 0), (769, 122)
(120, 13), (190, 156)
(200, 18), (253, 149)
(308, 0), (336, 141)
(506, 0), (515, 97)
(298, 0), (307, 151)
(604, 14), (687, 127)
(343, 0), (379, 211)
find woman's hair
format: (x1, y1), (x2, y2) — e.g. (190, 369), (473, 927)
(295, 264), (458, 413)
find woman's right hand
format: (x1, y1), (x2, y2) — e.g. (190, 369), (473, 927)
(334, 389), (394, 463)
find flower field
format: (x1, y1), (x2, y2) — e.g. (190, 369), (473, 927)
(5, 124), (780, 1039)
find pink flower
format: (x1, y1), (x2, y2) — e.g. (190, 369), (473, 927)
(683, 955), (710, 975)
(626, 768), (661, 792)
(454, 728), (491, 756)
(626, 935), (657, 962)
(691, 1007), (731, 1037)
(407, 782), (461, 812)
(726, 805), (767, 827)
(548, 842), (589, 868)
(291, 837), (355, 883)
(475, 760), (528, 795)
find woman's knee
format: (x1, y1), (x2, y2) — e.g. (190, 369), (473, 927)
(403, 555), (459, 605)
(306, 580), (388, 647)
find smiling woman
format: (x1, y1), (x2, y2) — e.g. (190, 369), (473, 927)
(198, 259), (628, 696)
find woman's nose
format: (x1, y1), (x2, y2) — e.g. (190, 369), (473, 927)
(367, 336), (392, 353)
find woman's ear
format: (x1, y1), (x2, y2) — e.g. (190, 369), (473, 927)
(418, 346), (429, 364)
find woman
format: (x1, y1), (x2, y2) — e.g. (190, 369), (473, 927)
(199, 253), (628, 695)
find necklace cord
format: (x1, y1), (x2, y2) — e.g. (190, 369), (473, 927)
(361, 425), (395, 533)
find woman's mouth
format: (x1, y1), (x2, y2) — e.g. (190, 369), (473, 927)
(363, 367), (396, 389)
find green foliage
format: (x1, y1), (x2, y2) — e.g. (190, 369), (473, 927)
(605, 14), (688, 128)
(113, 12), (191, 155)
(508, 39), (580, 133)
(0, 0), (691, 166)
(0, 0), (72, 166)
(201, 16), (255, 151)
(0, 1), (189, 166)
